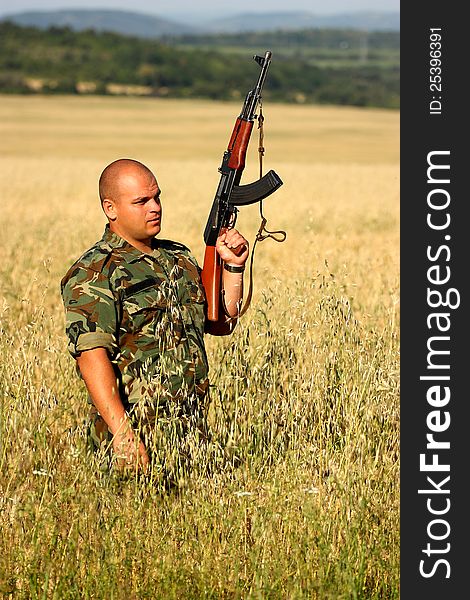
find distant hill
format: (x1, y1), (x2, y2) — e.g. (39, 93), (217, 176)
(1, 9), (400, 37)
(0, 9), (198, 38)
(205, 11), (400, 33)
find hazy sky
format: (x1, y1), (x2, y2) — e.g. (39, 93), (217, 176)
(0, 0), (400, 18)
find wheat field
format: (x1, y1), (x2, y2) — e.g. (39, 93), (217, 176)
(0, 95), (399, 599)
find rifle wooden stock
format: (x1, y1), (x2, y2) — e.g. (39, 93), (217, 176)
(201, 245), (222, 322)
(201, 245), (235, 336)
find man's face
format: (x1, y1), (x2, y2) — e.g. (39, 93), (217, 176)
(107, 169), (162, 246)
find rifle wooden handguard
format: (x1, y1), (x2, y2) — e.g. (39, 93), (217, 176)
(227, 119), (254, 170)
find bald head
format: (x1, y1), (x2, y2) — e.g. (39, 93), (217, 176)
(99, 158), (162, 251)
(99, 158), (155, 204)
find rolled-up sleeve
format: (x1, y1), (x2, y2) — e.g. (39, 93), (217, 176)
(61, 266), (118, 358)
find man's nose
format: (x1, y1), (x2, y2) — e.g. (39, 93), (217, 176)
(148, 198), (161, 211)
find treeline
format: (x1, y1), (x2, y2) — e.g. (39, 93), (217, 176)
(0, 22), (399, 108)
(166, 28), (400, 51)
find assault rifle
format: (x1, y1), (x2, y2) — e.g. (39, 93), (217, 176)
(201, 51), (283, 331)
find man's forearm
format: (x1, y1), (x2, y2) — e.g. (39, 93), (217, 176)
(76, 347), (130, 436)
(213, 229), (249, 320)
(222, 270), (244, 318)
(77, 347), (149, 470)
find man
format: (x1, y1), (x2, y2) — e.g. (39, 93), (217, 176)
(61, 158), (248, 476)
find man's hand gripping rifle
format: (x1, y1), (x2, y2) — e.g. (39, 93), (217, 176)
(201, 51), (283, 327)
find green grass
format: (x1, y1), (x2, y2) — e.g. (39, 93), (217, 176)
(0, 277), (399, 598)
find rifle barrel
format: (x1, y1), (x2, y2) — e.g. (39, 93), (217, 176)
(240, 51), (272, 121)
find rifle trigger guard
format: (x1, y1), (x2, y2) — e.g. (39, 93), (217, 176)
(227, 207), (238, 229)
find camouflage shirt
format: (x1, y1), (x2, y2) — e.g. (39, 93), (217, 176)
(61, 225), (209, 410)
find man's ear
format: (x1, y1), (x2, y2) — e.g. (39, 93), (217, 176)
(102, 198), (117, 221)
